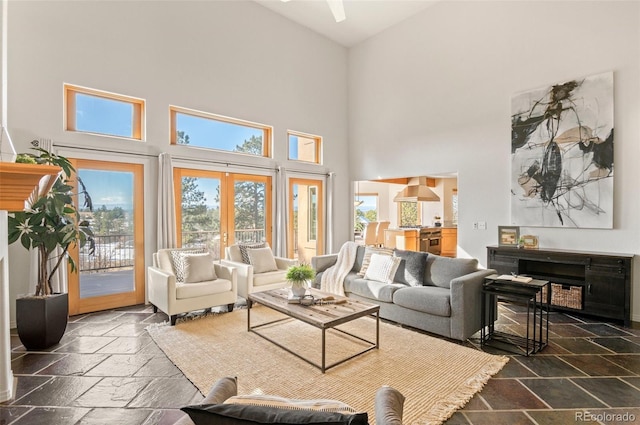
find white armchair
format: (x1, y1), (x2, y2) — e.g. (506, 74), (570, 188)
(148, 248), (238, 325)
(220, 244), (297, 299)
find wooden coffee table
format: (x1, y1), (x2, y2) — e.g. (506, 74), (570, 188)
(247, 288), (380, 373)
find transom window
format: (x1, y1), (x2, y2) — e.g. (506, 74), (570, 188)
(170, 106), (272, 157)
(64, 84), (145, 140)
(288, 131), (322, 164)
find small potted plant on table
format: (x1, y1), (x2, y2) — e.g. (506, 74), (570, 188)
(285, 263), (316, 297)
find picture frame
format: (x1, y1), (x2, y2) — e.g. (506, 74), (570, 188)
(520, 234), (539, 249)
(498, 226), (520, 247)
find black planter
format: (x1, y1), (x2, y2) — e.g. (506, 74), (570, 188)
(16, 293), (68, 350)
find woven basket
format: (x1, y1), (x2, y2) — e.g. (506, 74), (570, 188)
(540, 283), (583, 310)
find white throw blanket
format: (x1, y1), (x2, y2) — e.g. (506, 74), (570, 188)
(320, 241), (359, 296)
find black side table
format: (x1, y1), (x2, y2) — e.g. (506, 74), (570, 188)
(481, 274), (550, 356)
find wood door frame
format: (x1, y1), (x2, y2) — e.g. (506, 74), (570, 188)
(173, 168), (227, 257)
(173, 170), (272, 252)
(226, 173), (272, 246)
(288, 177), (323, 259)
(68, 160), (145, 315)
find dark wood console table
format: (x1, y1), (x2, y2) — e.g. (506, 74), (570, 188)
(487, 246), (633, 327)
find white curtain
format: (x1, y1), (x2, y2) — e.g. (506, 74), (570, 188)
(28, 138), (68, 294)
(326, 172), (335, 253)
(274, 166), (288, 257)
(157, 153), (177, 250)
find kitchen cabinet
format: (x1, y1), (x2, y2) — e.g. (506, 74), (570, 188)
(487, 246), (633, 326)
(384, 229), (418, 251)
(440, 228), (457, 257)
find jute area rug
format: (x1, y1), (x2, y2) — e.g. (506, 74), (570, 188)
(146, 306), (508, 425)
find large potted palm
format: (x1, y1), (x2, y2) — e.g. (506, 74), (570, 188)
(8, 148), (93, 350)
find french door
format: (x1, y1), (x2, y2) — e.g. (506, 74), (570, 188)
(173, 169), (272, 259)
(68, 160), (145, 315)
(288, 178), (323, 262)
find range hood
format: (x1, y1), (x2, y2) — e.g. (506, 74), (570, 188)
(393, 177), (440, 202)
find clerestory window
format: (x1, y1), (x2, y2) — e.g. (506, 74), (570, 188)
(170, 106), (272, 157)
(64, 84), (145, 140)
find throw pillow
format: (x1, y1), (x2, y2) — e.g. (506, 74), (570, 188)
(238, 242), (267, 264)
(170, 249), (206, 283)
(247, 247), (278, 274)
(183, 253), (217, 283)
(225, 395), (358, 414)
(358, 247), (394, 277)
(181, 403), (368, 425)
(364, 254), (402, 284)
(394, 249), (428, 286)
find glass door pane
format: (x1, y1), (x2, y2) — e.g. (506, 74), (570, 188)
(79, 169), (135, 298)
(178, 174), (222, 259)
(231, 175), (270, 245)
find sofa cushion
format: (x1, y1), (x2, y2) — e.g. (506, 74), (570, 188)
(351, 246), (367, 273)
(424, 255), (478, 289)
(176, 279), (233, 299)
(253, 269), (288, 287)
(183, 253), (217, 283)
(392, 286), (451, 317)
(364, 254), (402, 284)
(225, 395), (358, 414)
(344, 274), (405, 303)
(393, 249), (428, 286)
(357, 247), (394, 277)
(247, 247), (278, 274)
(181, 403), (368, 425)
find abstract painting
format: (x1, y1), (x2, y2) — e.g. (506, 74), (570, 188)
(511, 72), (614, 228)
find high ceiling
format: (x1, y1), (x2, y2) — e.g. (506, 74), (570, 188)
(253, 0), (440, 47)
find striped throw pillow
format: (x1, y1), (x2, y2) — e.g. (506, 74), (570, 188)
(358, 246), (394, 276)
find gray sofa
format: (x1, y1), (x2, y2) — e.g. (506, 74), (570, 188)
(312, 245), (496, 341)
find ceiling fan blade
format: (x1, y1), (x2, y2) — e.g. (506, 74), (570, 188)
(326, 0), (346, 22)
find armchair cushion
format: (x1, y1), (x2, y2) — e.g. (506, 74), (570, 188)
(238, 242), (267, 264)
(253, 270), (289, 287)
(247, 247), (279, 274)
(176, 279), (233, 300)
(170, 249), (206, 282)
(183, 253), (217, 283)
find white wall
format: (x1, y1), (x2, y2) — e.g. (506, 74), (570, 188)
(348, 1), (640, 320)
(5, 0), (349, 324)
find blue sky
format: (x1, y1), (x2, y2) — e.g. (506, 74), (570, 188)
(79, 169), (133, 210)
(75, 94), (295, 210)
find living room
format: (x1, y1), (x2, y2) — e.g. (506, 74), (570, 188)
(1, 0), (639, 424)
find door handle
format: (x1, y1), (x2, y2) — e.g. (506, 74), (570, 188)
(223, 232), (228, 245)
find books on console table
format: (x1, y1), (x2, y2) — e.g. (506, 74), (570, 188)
(496, 274), (533, 283)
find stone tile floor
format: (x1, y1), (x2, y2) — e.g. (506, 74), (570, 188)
(1, 302), (638, 425)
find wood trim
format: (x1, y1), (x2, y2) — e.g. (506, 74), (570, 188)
(287, 130), (322, 164)
(0, 163), (60, 211)
(64, 84), (145, 140)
